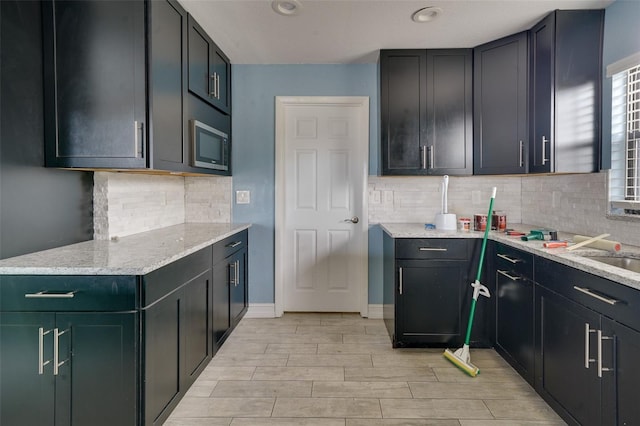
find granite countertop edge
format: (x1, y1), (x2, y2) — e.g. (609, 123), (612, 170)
(380, 222), (640, 291)
(0, 223), (251, 276)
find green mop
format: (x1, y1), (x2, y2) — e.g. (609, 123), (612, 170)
(443, 187), (496, 377)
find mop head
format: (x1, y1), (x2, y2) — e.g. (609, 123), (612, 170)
(443, 345), (480, 377)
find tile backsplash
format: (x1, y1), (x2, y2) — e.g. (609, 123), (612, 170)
(368, 175), (522, 226)
(369, 171), (640, 247)
(94, 172), (232, 240)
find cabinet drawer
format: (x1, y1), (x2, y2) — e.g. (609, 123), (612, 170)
(495, 244), (534, 278)
(212, 230), (248, 262)
(0, 275), (138, 312)
(535, 257), (640, 332)
(143, 246), (212, 307)
(395, 238), (469, 260)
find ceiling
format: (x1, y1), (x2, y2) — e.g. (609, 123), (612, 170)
(178, 0), (613, 64)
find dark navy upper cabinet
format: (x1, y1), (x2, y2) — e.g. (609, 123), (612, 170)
(42, 0), (227, 175)
(187, 14), (231, 115)
(42, 0), (147, 169)
(473, 32), (529, 175)
(380, 49), (472, 176)
(529, 10), (604, 174)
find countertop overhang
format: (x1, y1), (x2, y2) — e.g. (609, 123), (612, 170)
(0, 223), (251, 276)
(381, 223), (640, 291)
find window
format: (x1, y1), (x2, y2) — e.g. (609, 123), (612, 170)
(609, 58), (640, 215)
(624, 66), (640, 201)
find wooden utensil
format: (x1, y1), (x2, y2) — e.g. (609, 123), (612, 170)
(566, 233), (611, 251)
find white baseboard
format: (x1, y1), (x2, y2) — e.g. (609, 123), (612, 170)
(366, 304), (383, 319)
(245, 303), (383, 319)
(245, 303), (277, 318)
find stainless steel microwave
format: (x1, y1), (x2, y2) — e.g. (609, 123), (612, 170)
(190, 119), (229, 171)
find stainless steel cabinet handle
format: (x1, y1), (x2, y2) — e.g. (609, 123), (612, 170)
(236, 260), (240, 287)
(573, 286), (621, 306)
(585, 323), (597, 368)
(427, 145), (436, 169)
(519, 140), (524, 167)
(542, 136), (549, 165)
(344, 217), (359, 224)
(497, 253), (522, 264)
(210, 73), (216, 98)
(53, 328), (68, 376)
(226, 241), (242, 248)
(216, 74), (221, 100)
(419, 247), (447, 252)
(133, 121), (144, 158)
(399, 267), (403, 295)
(26, 291), (75, 299)
(229, 262), (236, 287)
(597, 329), (613, 378)
(420, 146), (427, 170)
(497, 270), (520, 281)
(38, 328), (52, 375)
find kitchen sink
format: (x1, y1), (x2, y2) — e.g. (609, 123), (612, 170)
(581, 255), (640, 274)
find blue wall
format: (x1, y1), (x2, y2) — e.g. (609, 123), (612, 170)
(231, 64), (378, 304)
(601, 0), (640, 169)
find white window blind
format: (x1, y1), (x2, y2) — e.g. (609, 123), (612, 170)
(610, 63), (640, 215)
(626, 65), (640, 201)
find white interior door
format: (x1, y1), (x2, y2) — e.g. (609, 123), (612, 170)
(275, 97), (369, 315)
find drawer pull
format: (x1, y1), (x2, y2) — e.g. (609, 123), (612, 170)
(226, 241), (242, 248)
(25, 291), (76, 299)
(573, 286), (621, 306)
(419, 247), (447, 252)
(38, 328), (52, 375)
(497, 253), (522, 264)
(399, 267), (403, 295)
(497, 270), (520, 281)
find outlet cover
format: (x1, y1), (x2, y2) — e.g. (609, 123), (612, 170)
(236, 190), (250, 204)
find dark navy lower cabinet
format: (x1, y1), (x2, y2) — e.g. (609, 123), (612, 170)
(534, 257), (640, 426)
(383, 235), (489, 348)
(0, 231), (249, 426)
(0, 294), (137, 426)
(494, 243), (535, 384)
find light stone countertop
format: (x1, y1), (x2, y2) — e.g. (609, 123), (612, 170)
(0, 223), (250, 276)
(381, 223), (640, 291)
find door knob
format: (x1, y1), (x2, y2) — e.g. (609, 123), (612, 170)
(344, 216), (359, 224)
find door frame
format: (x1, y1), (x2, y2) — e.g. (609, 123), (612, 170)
(274, 96), (369, 317)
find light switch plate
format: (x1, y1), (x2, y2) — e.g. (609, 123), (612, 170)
(236, 190), (250, 204)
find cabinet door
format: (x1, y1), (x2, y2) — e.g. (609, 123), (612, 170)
(150, 0), (188, 171)
(56, 312), (137, 426)
(396, 261), (464, 346)
(0, 313), (55, 426)
(425, 49), (472, 175)
(144, 293), (181, 426)
(42, 0), (146, 169)
(529, 13), (554, 173)
(473, 32), (528, 175)
(183, 270), (211, 387)
(211, 46), (231, 114)
(212, 257), (231, 352)
(601, 318), (640, 426)
(187, 15), (216, 107)
(495, 270), (534, 383)
(535, 286), (601, 426)
(380, 50), (427, 175)
(230, 248), (247, 326)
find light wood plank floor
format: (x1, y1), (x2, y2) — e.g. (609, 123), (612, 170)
(166, 313), (566, 426)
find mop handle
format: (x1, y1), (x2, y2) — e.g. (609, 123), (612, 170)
(475, 187), (496, 282)
(464, 187), (497, 346)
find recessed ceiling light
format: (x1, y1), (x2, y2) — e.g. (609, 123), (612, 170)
(412, 6), (442, 23)
(272, 0), (302, 16)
